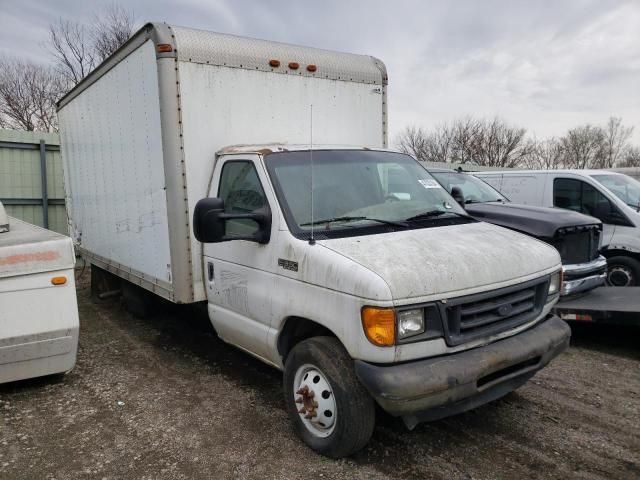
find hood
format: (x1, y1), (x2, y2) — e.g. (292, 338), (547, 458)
(465, 202), (601, 238)
(318, 221), (560, 302)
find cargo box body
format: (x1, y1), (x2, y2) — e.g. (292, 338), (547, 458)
(58, 23), (388, 303)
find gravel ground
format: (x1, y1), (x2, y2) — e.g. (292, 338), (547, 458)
(1, 275), (639, 480)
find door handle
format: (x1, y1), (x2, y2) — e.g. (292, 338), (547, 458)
(207, 262), (214, 281)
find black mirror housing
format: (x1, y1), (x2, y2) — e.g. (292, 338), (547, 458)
(451, 186), (465, 208)
(193, 197), (271, 244)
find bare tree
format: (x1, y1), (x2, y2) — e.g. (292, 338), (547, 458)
(599, 117), (634, 168)
(91, 4), (136, 62)
(522, 137), (565, 169)
(619, 146), (640, 168)
(49, 19), (96, 86)
(0, 57), (63, 131)
(48, 4), (136, 87)
(470, 117), (532, 168)
(559, 125), (606, 169)
(396, 125), (429, 160)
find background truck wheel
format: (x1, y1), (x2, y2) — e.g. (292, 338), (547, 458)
(606, 256), (640, 287)
(122, 282), (157, 318)
(283, 336), (375, 458)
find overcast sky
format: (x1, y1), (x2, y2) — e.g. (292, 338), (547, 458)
(2, 0), (639, 144)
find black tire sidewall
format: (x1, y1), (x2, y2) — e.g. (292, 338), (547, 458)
(606, 256), (640, 287)
(283, 337), (375, 458)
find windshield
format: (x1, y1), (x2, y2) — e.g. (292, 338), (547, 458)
(431, 171), (508, 203)
(265, 150), (469, 237)
(591, 174), (640, 209)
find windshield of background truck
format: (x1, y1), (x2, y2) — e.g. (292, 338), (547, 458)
(266, 150), (469, 237)
(431, 172), (508, 203)
(591, 174), (640, 209)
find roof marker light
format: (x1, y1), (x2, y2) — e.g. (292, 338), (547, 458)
(156, 44), (173, 53)
(288, 62), (300, 70)
(306, 64), (317, 72)
(269, 59), (281, 67)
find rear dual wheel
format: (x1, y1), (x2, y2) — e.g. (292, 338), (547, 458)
(283, 336), (375, 458)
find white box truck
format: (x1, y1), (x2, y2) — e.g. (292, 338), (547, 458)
(0, 202), (79, 383)
(58, 23), (570, 457)
(475, 170), (640, 287)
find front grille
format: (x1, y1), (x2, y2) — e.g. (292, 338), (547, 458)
(441, 277), (548, 346)
(552, 226), (600, 265)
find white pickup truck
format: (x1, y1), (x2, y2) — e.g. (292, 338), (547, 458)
(0, 202), (79, 384)
(58, 22), (571, 457)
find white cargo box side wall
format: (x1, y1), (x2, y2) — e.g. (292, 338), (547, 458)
(58, 40), (174, 298)
(178, 63), (386, 298)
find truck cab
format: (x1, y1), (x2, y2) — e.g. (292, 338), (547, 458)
(429, 168), (607, 296)
(476, 170), (640, 287)
(193, 145), (570, 456)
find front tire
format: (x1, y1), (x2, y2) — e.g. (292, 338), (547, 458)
(606, 256), (640, 287)
(283, 336), (375, 458)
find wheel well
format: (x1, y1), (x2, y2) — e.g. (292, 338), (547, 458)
(601, 249), (640, 262)
(277, 317), (336, 362)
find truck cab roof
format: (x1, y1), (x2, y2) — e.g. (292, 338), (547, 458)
(217, 144), (394, 156)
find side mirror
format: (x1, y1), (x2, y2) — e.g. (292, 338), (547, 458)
(451, 186), (465, 208)
(193, 197), (271, 244)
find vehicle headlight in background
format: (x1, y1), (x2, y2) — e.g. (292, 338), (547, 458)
(548, 271), (562, 296)
(397, 309), (425, 339)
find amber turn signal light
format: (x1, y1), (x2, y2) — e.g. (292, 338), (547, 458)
(362, 307), (396, 347)
(156, 44), (173, 53)
(51, 276), (67, 285)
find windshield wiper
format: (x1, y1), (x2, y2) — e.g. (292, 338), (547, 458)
(404, 210), (468, 222)
(300, 216), (409, 228)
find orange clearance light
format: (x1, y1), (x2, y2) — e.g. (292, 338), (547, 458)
(362, 307), (396, 347)
(51, 276), (67, 285)
(269, 59), (281, 67)
(288, 62), (300, 70)
(156, 43), (173, 53)
(306, 64), (317, 72)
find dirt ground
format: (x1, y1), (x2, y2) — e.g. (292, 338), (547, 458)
(1, 274), (639, 480)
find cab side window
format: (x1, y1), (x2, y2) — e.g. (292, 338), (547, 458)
(218, 161), (267, 236)
(553, 178), (612, 221)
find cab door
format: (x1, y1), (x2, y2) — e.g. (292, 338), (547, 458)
(202, 155), (279, 362)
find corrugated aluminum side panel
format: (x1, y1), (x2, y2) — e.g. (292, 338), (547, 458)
(178, 62), (386, 292)
(58, 40), (173, 295)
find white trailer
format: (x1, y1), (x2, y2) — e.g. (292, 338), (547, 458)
(58, 23), (570, 457)
(0, 203), (79, 383)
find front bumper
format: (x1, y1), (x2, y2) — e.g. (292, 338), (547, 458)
(354, 315), (570, 429)
(562, 256), (607, 296)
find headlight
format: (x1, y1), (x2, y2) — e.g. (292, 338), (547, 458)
(548, 271), (562, 296)
(397, 309), (425, 339)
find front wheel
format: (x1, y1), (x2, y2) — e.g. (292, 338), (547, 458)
(606, 256), (640, 287)
(283, 336), (375, 458)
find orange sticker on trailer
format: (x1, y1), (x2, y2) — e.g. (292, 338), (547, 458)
(0, 250), (60, 265)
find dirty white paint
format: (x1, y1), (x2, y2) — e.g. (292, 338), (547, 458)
(58, 40), (172, 285)
(0, 217), (79, 383)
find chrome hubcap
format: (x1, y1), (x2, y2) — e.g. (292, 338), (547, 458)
(608, 266), (633, 287)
